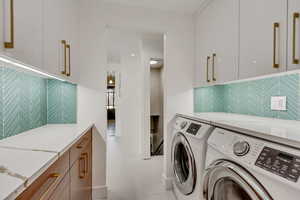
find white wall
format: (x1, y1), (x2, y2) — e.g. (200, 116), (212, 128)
(106, 29), (144, 157)
(78, 0), (195, 194)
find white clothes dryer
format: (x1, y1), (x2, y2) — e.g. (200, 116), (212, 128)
(203, 128), (300, 200)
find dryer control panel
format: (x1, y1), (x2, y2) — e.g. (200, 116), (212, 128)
(255, 147), (300, 182)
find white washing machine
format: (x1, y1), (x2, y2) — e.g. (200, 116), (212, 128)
(203, 128), (300, 200)
(171, 115), (214, 200)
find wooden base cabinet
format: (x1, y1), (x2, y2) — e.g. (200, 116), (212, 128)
(70, 145), (92, 200)
(17, 129), (92, 200)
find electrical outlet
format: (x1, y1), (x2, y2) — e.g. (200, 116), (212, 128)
(271, 96), (287, 111)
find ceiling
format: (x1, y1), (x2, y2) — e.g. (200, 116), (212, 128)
(102, 0), (206, 14)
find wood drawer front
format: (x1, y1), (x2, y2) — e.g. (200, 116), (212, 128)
(17, 152), (70, 200)
(48, 173), (70, 200)
(70, 144), (92, 200)
(70, 130), (92, 166)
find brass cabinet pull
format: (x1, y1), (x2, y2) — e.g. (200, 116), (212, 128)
(37, 173), (60, 200)
(293, 13), (300, 64)
(66, 44), (71, 76)
(4, 0), (14, 48)
(212, 53), (216, 81)
(76, 138), (88, 149)
(61, 40), (67, 75)
(273, 22), (280, 68)
(79, 156), (85, 179)
(82, 152), (89, 175)
(206, 56), (211, 82)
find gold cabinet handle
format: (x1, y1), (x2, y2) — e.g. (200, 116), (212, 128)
(212, 53), (216, 81)
(61, 40), (67, 75)
(273, 22), (280, 68)
(76, 137), (88, 149)
(293, 13), (299, 64)
(66, 44), (71, 76)
(82, 152), (89, 175)
(79, 156), (85, 179)
(37, 173), (60, 200)
(4, 0), (14, 48)
(206, 56), (211, 83)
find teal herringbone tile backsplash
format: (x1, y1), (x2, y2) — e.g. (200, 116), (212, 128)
(0, 67), (47, 139)
(0, 66), (77, 140)
(194, 73), (300, 120)
(47, 79), (77, 124)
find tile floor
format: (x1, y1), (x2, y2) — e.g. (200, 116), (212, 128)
(103, 134), (175, 200)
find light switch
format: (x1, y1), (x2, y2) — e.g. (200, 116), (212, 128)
(271, 96), (287, 111)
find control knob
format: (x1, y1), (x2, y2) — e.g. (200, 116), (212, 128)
(233, 141), (250, 156)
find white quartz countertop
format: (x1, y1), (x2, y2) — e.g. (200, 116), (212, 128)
(179, 112), (300, 149)
(0, 123), (93, 200)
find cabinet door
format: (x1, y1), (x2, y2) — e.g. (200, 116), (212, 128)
(49, 173), (70, 200)
(2, 0), (43, 67)
(63, 0), (80, 83)
(70, 143), (92, 200)
(195, 0), (238, 87)
(43, 0), (68, 77)
(195, 4), (215, 87)
(288, 0), (300, 70)
(211, 0), (239, 84)
(239, 0), (287, 79)
(0, 1), (3, 53)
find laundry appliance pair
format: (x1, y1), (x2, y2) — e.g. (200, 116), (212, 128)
(171, 114), (300, 200)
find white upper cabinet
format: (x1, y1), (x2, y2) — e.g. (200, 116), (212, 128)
(209, 0), (239, 84)
(195, 6), (214, 87)
(0, 1), (3, 53)
(287, 0), (300, 70)
(195, 0), (239, 87)
(239, 0), (287, 79)
(43, 0), (69, 77)
(64, 0), (80, 83)
(43, 0), (80, 83)
(2, 0), (43, 68)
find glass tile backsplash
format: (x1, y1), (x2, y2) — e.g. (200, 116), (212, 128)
(47, 79), (77, 124)
(0, 66), (77, 140)
(194, 73), (300, 120)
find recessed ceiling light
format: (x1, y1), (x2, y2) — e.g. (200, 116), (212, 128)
(150, 60), (158, 65)
(131, 53), (136, 57)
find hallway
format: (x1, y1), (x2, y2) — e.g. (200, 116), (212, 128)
(105, 135), (175, 200)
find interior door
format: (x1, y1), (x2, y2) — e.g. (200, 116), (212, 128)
(3, 0), (43, 67)
(288, 0), (300, 70)
(239, 0), (287, 79)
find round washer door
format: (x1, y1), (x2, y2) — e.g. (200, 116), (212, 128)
(172, 132), (196, 195)
(203, 160), (273, 200)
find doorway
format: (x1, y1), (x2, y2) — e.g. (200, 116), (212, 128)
(107, 71), (116, 136)
(150, 58), (164, 156)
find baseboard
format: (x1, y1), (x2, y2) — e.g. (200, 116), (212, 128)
(162, 173), (173, 190)
(92, 185), (108, 199)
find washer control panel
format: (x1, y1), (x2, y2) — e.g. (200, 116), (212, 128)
(255, 147), (300, 182)
(186, 123), (202, 135)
